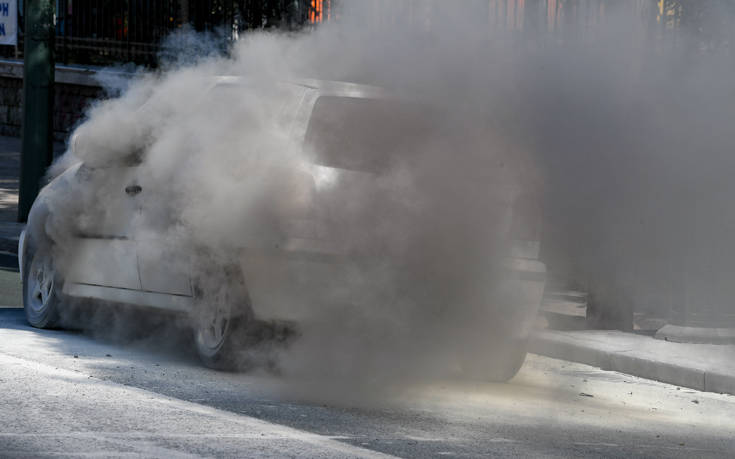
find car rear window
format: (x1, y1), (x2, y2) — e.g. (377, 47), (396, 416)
(304, 96), (438, 173)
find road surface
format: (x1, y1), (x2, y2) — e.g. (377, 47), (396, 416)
(1, 308), (734, 458)
(0, 252), (21, 308)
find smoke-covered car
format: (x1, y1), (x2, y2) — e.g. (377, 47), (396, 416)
(19, 78), (545, 381)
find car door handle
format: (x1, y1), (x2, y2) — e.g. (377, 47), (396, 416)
(125, 184), (142, 196)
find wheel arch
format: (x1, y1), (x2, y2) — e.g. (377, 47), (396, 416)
(23, 199), (54, 250)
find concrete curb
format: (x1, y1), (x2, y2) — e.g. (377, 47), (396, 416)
(529, 330), (735, 396)
(655, 324), (735, 345)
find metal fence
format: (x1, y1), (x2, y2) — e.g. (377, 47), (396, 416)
(344, 0), (733, 54)
(1, 0), (331, 66)
(0, 1), (730, 67)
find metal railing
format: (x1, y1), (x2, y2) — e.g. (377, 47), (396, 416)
(54, 0), (180, 66)
(0, 0), (331, 67)
(0, 1), (730, 67)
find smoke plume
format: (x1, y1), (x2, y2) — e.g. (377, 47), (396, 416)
(44, 1), (735, 401)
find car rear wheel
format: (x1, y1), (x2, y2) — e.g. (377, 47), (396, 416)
(23, 244), (63, 329)
(192, 264), (253, 370)
(486, 343), (528, 382)
(464, 338), (529, 383)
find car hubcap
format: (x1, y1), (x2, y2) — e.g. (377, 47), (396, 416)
(197, 296), (230, 351)
(29, 256), (54, 313)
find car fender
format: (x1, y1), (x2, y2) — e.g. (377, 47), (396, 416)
(23, 162), (83, 252)
(17, 229), (26, 275)
(23, 198), (52, 250)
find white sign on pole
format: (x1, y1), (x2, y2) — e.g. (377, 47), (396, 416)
(0, 1), (17, 46)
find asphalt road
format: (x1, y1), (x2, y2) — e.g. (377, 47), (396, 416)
(1, 308), (734, 458)
(0, 252), (22, 308)
(0, 251), (21, 308)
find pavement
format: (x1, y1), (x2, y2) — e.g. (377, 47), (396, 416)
(0, 134), (733, 404)
(532, 289), (735, 397)
(529, 328), (735, 396)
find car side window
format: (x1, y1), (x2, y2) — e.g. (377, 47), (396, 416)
(304, 96), (437, 173)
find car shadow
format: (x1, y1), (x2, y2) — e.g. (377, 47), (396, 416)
(0, 306), (202, 367)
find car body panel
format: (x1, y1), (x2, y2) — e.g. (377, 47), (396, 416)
(65, 238), (141, 290)
(17, 228), (26, 273)
(56, 164), (143, 291)
(237, 250), (347, 322)
(136, 237), (193, 296)
(63, 282), (193, 313)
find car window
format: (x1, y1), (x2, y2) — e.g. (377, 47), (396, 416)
(304, 96), (439, 173)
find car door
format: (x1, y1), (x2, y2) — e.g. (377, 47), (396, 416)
(131, 157), (193, 296)
(133, 82), (312, 297)
(64, 164), (143, 291)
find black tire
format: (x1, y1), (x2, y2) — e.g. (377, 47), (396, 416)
(23, 243), (63, 329)
(487, 344), (528, 382)
(192, 263), (253, 370)
(464, 338), (529, 383)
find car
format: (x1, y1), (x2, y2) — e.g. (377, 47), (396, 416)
(19, 77), (545, 380)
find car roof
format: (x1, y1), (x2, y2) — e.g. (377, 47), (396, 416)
(205, 76), (399, 146)
(209, 76), (391, 100)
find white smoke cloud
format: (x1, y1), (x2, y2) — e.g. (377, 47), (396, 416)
(44, 1), (735, 402)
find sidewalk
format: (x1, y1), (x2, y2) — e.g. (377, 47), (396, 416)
(530, 309), (735, 396)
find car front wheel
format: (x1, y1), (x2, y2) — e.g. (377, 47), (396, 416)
(23, 244), (63, 329)
(463, 338), (529, 383)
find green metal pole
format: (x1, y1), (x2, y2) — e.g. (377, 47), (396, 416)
(18, 0), (55, 222)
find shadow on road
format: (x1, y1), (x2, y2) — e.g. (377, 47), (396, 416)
(0, 252), (18, 272)
(0, 305), (201, 368)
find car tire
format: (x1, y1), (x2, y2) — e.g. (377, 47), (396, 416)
(487, 344), (528, 382)
(192, 263), (253, 371)
(464, 338), (529, 383)
(23, 243), (63, 329)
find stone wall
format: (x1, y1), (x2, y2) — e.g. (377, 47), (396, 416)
(0, 76), (22, 138)
(53, 83), (105, 142)
(0, 59), (129, 143)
